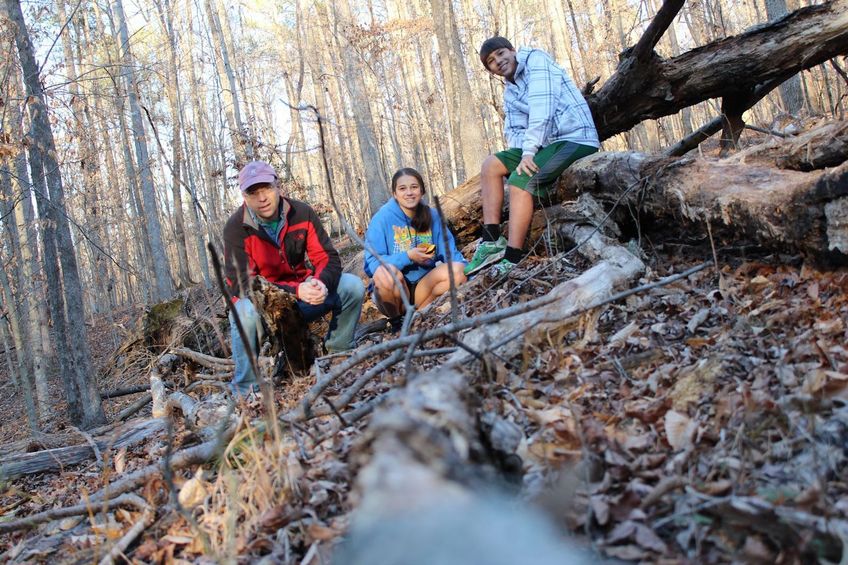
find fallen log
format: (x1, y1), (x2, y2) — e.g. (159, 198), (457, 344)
(561, 151), (848, 260)
(344, 204), (644, 562)
(0, 418), (166, 479)
(100, 384), (149, 400)
(587, 0), (848, 140)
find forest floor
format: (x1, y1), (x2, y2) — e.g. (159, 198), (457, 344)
(0, 227), (846, 563)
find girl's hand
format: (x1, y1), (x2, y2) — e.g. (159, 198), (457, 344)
(407, 245), (435, 265)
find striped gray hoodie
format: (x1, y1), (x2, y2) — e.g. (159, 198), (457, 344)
(503, 47), (599, 156)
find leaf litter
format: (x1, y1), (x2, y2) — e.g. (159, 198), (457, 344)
(0, 249), (846, 563)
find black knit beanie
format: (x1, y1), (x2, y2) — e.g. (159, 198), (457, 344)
(479, 36), (514, 66)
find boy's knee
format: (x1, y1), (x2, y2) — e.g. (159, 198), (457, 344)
(451, 263), (468, 284)
(482, 154), (506, 177)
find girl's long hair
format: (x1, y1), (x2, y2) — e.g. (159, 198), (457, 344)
(391, 167), (431, 234)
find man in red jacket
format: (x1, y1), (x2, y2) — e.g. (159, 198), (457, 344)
(224, 161), (364, 395)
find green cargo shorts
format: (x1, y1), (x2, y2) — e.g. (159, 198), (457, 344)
(494, 141), (598, 196)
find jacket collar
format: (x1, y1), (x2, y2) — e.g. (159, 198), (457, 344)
(241, 197), (291, 231)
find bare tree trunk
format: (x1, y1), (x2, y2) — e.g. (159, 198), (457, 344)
(328, 0), (388, 218)
(204, 0), (251, 163)
(4, 0), (106, 428)
(153, 0), (192, 288)
(112, 0), (175, 302)
(764, 0), (806, 115)
(429, 0), (488, 181)
(0, 315), (37, 432)
(0, 255), (38, 431)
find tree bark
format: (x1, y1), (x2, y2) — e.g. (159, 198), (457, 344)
(764, 0), (806, 115)
(4, 0), (106, 428)
(586, 0), (848, 140)
(330, 0), (389, 218)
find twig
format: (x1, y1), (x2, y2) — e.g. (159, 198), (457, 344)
(170, 346), (234, 368)
(115, 393), (152, 422)
(100, 384), (150, 399)
(320, 395), (347, 427)
(486, 262), (712, 353)
(434, 196), (459, 325)
(0, 493), (147, 535)
(162, 418), (215, 557)
(310, 350), (404, 419)
(69, 426), (103, 468)
(97, 498), (154, 565)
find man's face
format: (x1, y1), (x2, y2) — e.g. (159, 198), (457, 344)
(243, 182), (281, 221)
(485, 48), (518, 80)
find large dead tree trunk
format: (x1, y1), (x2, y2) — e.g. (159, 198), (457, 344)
(559, 143), (848, 261)
(441, 0), (848, 246)
(444, 119), (848, 262)
(344, 208), (644, 562)
(586, 0), (848, 139)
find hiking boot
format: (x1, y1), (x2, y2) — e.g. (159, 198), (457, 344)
(489, 258), (518, 278)
(464, 236), (507, 275)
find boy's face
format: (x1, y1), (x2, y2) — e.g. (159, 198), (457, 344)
(485, 48), (518, 80)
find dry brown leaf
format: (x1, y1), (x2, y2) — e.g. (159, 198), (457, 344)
(604, 545), (647, 561)
(664, 410), (697, 451)
(113, 447), (127, 474)
(699, 480), (733, 496)
(178, 469), (209, 508)
(306, 522), (342, 542)
(634, 523), (668, 553)
(590, 496), (610, 525)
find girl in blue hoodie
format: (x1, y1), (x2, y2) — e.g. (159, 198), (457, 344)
(364, 168), (467, 320)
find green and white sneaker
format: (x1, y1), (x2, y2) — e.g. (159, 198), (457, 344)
(489, 258), (518, 278)
(464, 236), (507, 275)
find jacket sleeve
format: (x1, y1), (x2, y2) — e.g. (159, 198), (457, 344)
(364, 210), (413, 277)
(303, 206), (342, 292)
(432, 209), (466, 265)
(223, 213), (251, 299)
(522, 50), (562, 157)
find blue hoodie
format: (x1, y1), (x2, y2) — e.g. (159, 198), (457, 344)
(364, 198), (466, 284)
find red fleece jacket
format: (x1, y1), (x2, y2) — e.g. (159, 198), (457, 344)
(223, 198), (341, 298)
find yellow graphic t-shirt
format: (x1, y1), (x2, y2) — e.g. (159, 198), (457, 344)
(392, 225), (433, 254)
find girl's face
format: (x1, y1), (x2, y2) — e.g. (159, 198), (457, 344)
(393, 174), (423, 215)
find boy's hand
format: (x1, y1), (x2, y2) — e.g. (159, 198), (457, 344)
(516, 155), (539, 177)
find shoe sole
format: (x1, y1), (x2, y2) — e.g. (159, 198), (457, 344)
(464, 249), (506, 276)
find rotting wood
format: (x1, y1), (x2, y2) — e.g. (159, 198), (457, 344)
(349, 203), (645, 537)
(561, 150), (848, 259)
(0, 418), (166, 479)
(250, 275), (315, 372)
